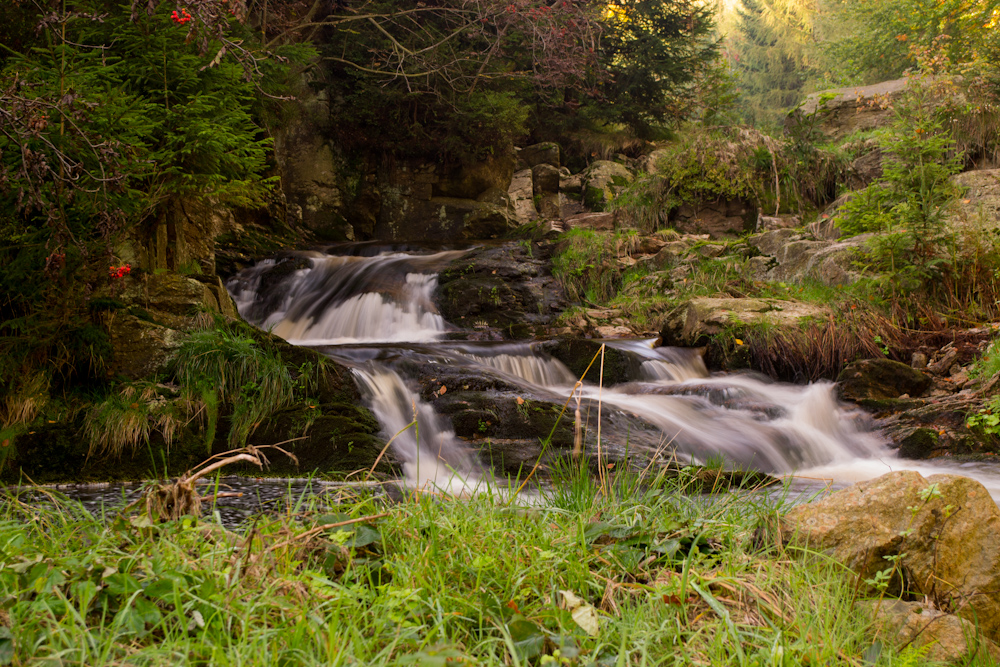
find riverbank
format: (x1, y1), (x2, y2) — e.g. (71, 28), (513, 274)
(4, 464), (992, 666)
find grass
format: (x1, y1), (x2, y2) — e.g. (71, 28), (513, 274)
(0, 462), (973, 666)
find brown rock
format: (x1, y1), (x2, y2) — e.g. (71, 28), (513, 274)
(783, 471), (1000, 641)
(861, 599), (1000, 663)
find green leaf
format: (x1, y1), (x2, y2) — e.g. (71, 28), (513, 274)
(0, 626), (12, 665)
(506, 616), (545, 661)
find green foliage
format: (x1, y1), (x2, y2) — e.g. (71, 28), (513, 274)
(613, 125), (843, 231)
(731, 0), (811, 128)
(0, 474), (923, 665)
(551, 229), (640, 303)
(0, 1), (303, 404)
(173, 324), (295, 449)
(594, 0), (720, 138)
(841, 72), (963, 299)
(818, 0), (999, 83)
(84, 382), (182, 459)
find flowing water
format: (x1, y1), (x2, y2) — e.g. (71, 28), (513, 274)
(228, 246), (1000, 499)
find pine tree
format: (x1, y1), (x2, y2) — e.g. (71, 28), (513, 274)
(730, 0), (812, 127)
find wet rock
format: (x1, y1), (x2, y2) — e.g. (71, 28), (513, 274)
(837, 359), (932, 403)
(539, 339), (639, 386)
(860, 599), (1000, 664)
(911, 351), (928, 369)
(783, 471), (1000, 641)
(517, 142), (561, 169)
(581, 161), (633, 211)
(896, 427), (940, 459)
(435, 243), (568, 339)
(756, 214), (800, 231)
(660, 297), (830, 347)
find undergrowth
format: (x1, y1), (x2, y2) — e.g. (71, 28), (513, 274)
(0, 462), (958, 666)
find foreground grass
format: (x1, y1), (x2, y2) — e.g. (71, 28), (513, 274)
(0, 467), (947, 666)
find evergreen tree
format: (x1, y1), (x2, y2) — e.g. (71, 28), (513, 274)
(730, 0), (812, 127)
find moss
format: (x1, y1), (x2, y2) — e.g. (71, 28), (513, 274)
(584, 185), (606, 211)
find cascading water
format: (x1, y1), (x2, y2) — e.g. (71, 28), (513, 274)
(228, 247), (1000, 497)
(352, 366), (480, 493)
(227, 249), (465, 345)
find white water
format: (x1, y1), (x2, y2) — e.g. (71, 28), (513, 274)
(353, 366), (482, 494)
(227, 250), (463, 345)
(228, 249), (1000, 499)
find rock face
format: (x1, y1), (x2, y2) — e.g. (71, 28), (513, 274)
(951, 169), (1000, 231)
(581, 161), (633, 211)
(747, 229), (870, 286)
(435, 242), (568, 339)
(532, 163), (562, 219)
(660, 297), (829, 346)
(787, 78), (909, 141)
(672, 199), (755, 238)
(783, 471), (1000, 641)
(509, 168), (539, 225)
(517, 142), (560, 169)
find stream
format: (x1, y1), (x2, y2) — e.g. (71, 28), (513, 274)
(222, 244), (1000, 500)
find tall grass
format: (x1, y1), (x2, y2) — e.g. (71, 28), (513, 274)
(174, 325), (295, 448)
(84, 382), (183, 458)
(0, 464), (975, 666)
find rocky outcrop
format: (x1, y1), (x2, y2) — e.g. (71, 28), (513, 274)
(532, 163), (562, 219)
(787, 78), (909, 141)
(783, 471), (1000, 642)
(509, 168), (539, 225)
(517, 142), (561, 170)
(435, 242), (569, 339)
(672, 198), (755, 238)
(837, 358), (932, 404)
(660, 297), (830, 347)
(747, 228), (870, 286)
(581, 161), (633, 211)
(951, 169), (1000, 230)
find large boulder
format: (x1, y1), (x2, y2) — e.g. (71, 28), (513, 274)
(517, 142), (561, 169)
(581, 161), (633, 211)
(747, 229), (871, 286)
(783, 471), (1000, 641)
(532, 163), (562, 219)
(787, 78), (909, 141)
(837, 358), (932, 403)
(660, 297), (829, 346)
(508, 168), (538, 225)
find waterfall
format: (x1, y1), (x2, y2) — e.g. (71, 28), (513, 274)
(228, 246), (1000, 497)
(226, 249), (465, 345)
(353, 366), (480, 494)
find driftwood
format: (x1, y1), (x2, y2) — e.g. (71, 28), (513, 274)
(134, 444), (299, 522)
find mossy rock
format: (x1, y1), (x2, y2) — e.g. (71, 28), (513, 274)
(837, 358), (932, 402)
(539, 339), (638, 386)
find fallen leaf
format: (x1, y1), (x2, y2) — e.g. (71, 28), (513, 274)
(439, 385), (447, 395)
(734, 338), (744, 346)
(559, 590), (600, 636)
(516, 397), (525, 405)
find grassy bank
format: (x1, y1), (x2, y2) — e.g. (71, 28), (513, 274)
(0, 464), (958, 666)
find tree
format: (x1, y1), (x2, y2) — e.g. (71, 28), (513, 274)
(730, 0), (809, 127)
